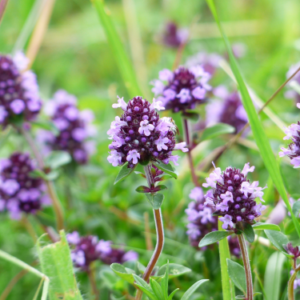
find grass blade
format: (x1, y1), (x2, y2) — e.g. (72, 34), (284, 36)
(206, 0), (300, 238)
(91, 0), (142, 97)
(218, 219), (235, 300)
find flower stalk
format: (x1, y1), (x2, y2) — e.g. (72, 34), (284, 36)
(135, 165), (165, 300)
(237, 234), (253, 300)
(183, 118), (199, 187)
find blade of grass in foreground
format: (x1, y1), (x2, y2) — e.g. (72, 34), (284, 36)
(218, 220), (235, 300)
(91, 0), (142, 97)
(205, 0), (300, 238)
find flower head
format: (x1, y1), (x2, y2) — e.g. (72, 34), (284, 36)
(67, 232), (138, 271)
(0, 52), (42, 128)
(203, 163), (266, 230)
(0, 153), (49, 219)
(284, 243), (300, 258)
(279, 118), (300, 168)
(38, 90), (96, 164)
(107, 96), (186, 168)
(162, 22), (188, 48)
(151, 66), (211, 113)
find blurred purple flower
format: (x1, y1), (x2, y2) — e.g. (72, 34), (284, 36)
(203, 163), (266, 230)
(67, 231), (138, 271)
(107, 96), (186, 168)
(0, 152), (49, 219)
(162, 22), (188, 48)
(0, 52), (42, 128)
(38, 90), (96, 165)
(151, 66), (211, 113)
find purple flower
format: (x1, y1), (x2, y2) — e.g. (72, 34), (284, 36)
(203, 163), (266, 230)
(279, 118), (300, 168)
(0, 152), (49, 219)
(284, 243), (300, 258)
(151, 66), (211, 113)
(206, 88), (248, 133)
(0, 52), (42, 128)
(107, 96), (186, 168)
(38, 90), (96, 165)
(161, 22), (188, 48)
(67, 232), (138, 271)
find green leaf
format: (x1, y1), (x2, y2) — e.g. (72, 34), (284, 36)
(36, 230), (83, 300)
(110, 263), (135, 284)
(150, 278), (164, 299)
(199, 231), (231, 247)
(31, 121), (59, 136)
(153, 162), (177, 179)
(168, 289), (179, 300)
(201, 123), (235, 141)
(157, 263), (191, 278)
(45, 170), (60, 181)
(227, 259), (246, 294)
(156, 185), (167, 192)
(136, 186), (149, 193)
(133, 275), (157, 300)
(29, 169), (48, 181)
(205, 0), (300, 239)
(146, 193), (164, 209)
(252, 222), (280, 231)
(235, 296), (246, 299)
(91, 0), (141, 96)
(182, 111), (200, 121)
(161, 262), (169, 299)
(218, 220), (236, 300)
(264, 252), (286, 300)
(45, 151), (72, 170)
(114, 163), (135, 185)
(242, 223), (255, 243)
(180, 279), (209, 300)
(292, 201), (300, 217)
(264, 230), (289, 252)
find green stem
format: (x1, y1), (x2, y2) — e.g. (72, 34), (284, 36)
(288, 266), (300, 300)
(238, 234), (253, 300)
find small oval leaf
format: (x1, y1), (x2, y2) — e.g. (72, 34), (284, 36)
(110, 263), (135, 284)
(153, 162), (177, 179)
(199, 231), (230, 247)
(264, 230), (289, 252)
(227, 259), (246, 294)
(252, 222), (280, 231)
(157, 263), (191, 278)
(181, 279), (209, 300)
(242, 223), (255, 243)
(45, 151), (72, 169)
(201, 123), (235, 141)
(114, 163), (135, 185)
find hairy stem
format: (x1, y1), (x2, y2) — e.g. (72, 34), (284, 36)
(135, 166), (165, 300)
(238, 234), (253, 300)
(183, 118), (199, 186)
(87, 267), (100, 300)
(288, 266), (300, 300)
(20, 127), (64, 231)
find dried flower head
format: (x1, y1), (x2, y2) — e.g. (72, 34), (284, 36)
(203, 163), (266, 230)
(107, 96), (187, 168)
(0, 152), (50, 219)
(0, 52), (42, 128)
(279, 118), (300, 168)
(67, 231), (138, 271)
(151, 67), (211, 113)
(38, 90), (96, 164)
(162, 22), (188, 48)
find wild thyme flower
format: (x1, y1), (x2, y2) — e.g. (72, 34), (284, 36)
(279, 119), (300, 168)
(0, 52), (42, 128)
(107, 96), (187, 168)
(185, 187), (241, 257)
(0, 152), (50, 219)
(151, 67), (211, 113)
(162, 22), (188, 48)
(38, 90), (96, 164)
(203, 163), (266, 230)
(67, 231), (138, 271)
(206, 87), (248, 133)
(285, 243), (300, 258)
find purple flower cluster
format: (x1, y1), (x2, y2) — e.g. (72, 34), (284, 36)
(67, 231), (138, 271)
(279, 118), (300, 168)
(0, 52), (42, 128)
(284, 63), (300, 105)
(38, 90), (96, 164)
(151, 67), (211, 113)
(185, 187), (241, 257)
(107, 96), (187, 168)
(185, 187), (217, 247)
(162, 22), (188, 48)
(203, 163), (266, 230)
(206, 86), (248, 133)
(0, 152), (50, 219)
